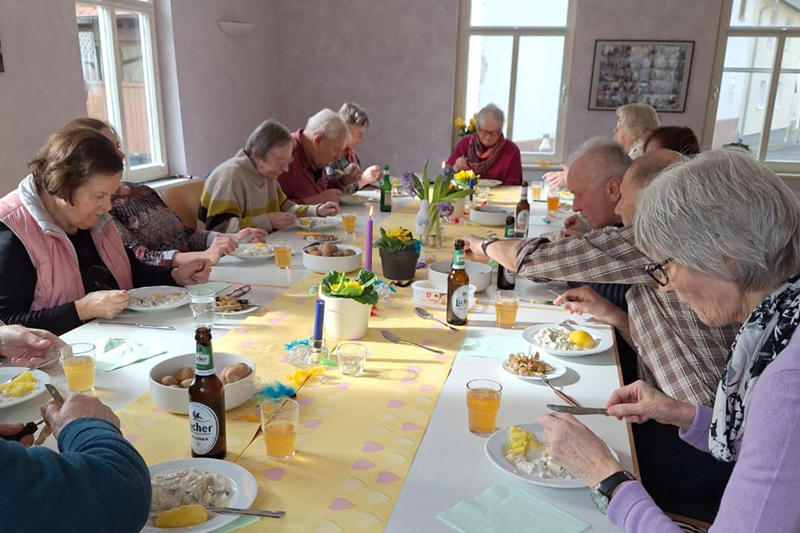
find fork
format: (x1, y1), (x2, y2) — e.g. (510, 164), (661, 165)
(540, 375), (582, 408)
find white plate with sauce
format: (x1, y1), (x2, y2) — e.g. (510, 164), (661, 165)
(127, 287), (190, 313)
(228, 243), (274, 262)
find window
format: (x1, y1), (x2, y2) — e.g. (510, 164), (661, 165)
(707, 0), (800, 172)
(75, 1), (166, 181)
(454, 0), (576, 165)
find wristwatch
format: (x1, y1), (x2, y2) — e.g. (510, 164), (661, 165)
(481, 235), (501, 256)
(591, 470), (636, 514)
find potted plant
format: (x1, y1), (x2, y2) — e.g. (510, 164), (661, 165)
(319, 270), (379, 340)
(374, 228), (421, 281)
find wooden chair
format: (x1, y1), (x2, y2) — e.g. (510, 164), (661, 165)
(158, 177), (206, 230)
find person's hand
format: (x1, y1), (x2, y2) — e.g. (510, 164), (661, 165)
(316, 202), (340, 217)
(172, 259), (211, 285)
(0, 325), (65, 367)
(206, 235), (238, 264)
(563, 214), (583, 233)
(316, 189), (343, 203)
(358, 165), (382, 188)
(235, 227), (267, 243)
(606, 380), (696, 429)
(41, 393), (120, 439)
(453, 157), (469, 172)
(553, 286), (627, 328)
(543, 165), (569, 188)
(463, 234), (488, 261)
(75, 290), (130, 321)
(558, 229), (583, 239)
(268, 212), (296, 230)
(0, 422), (35, 447)
(539, 412), (622, 487)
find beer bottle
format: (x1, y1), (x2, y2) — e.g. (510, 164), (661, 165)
(447, 239), (470, 326)
(380, 164), (392, 212)
(497, 216), (517, 290)
(515, 181), (530, 238)
(189, 327), (227, 459)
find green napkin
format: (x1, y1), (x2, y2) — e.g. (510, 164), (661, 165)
(438, 482), (589, 533)
(210, 516), (260, 532)
(457, 335), (527, 360)
(95, 338), (166, 372)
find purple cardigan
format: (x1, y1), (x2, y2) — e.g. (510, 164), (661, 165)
(608, 330), (800, 532)
(446, 134), (522, 186)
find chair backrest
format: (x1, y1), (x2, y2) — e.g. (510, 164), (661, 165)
(159, 178), (206, 230)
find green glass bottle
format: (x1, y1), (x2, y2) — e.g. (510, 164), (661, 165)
(380, 164), (392, 213)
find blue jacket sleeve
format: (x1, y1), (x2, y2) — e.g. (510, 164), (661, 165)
(0, 418), (152, 533)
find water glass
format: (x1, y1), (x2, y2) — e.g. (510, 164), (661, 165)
(466, 379), (502, 436)
(495, 290), (519, 329)
(273, 241), (292, 269)
(261, 398), (300, 460)
(474, 185), (490, 204)
(189, 289), (216, 328)
(335, 342), (368, 377)
(61, 343), (97, 393)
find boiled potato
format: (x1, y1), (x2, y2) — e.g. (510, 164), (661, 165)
(174, 367), (194, 382)
(320, 243), (337, 256)
(342, 249), (355, 256)
(8, 382), (35, 397)
(306, 246), (319, 254)
(224, 362), (251, 384)
(155, 505), (208, 528)
(179, 378), (193, 389)
(14, 371), (35, 383)
(160, 375), (178, 387)
(308, 250), (322, 256)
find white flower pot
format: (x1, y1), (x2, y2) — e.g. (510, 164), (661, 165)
(320, 292), (371, 340)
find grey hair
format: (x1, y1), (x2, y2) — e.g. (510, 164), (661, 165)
(570, 136), (632, 188)
(634, 148), (800, 292)
(338, 102), (370, 127)
(245, 119), (294, 160)
(616, 104), (660, 140)
(476, 103), (505, 129)
(305, 108), (348, 140)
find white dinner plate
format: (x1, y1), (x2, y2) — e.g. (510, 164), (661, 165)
(521, 324), (613, 357)
(127, 287), (189, 313)
(501, 356), (567, 382)
(303, 235), (341, 244)
(339, 194), (373, 206)
(485, 423), (618, 489)
(228, 243), (274, 261)
(0, 368), (50, 410)
(143, 458), (259, 533)
(294, 217), (339, 231)
(479, 179), (503, 188)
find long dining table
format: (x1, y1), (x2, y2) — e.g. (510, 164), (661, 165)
(2, 185), (635, 533)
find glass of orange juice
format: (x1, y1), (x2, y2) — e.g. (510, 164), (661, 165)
(261, 398), (299, 460)
(466, 379), (502, 436)
(495, 290), (519, 329)
(547, 187), (561, 214)
(341, 213), (357, 233)
(273, 240), (292, 269)
(60, 343), (96, 392)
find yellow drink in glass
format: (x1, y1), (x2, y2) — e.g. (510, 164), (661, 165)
(530, 183), (543, 201)
(264, 421), (297, 459)
(466, 380), (502, 436)
(63, 356), (96, 392)
(273, 241), (292, 269)
(547, 194), (560, 213)
(495, 290), (519, 329)
(342, 214), (356, 233)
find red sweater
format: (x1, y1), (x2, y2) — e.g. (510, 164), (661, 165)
(446, 134), (523, 185)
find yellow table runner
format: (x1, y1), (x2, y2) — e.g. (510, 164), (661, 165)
(116, 187), (518, 532)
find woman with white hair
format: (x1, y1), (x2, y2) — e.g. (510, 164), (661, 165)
(614, 103), (660, 159)
(538, 149), (800, 531)
(446, 103), (522, 185)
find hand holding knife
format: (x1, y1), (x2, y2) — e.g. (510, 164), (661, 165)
(0, 385), (64, 442)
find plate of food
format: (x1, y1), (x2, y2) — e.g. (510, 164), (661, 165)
(127, 287), (190, 313)
(143, 458), (258, 532)
(295, 217), (338, 231)
(215, 296), (258, 316)
(228, 242), (274, 261)
(486, 423), (618, 489)
(479, 179), (503, 188)
(502, 352), (566, 382)
(303, 234), (340, 244)
(339, 194), (372, 206)
(0, 368), (50, 409)
(522, 324), (612, 357)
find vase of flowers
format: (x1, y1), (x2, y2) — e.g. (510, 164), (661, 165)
(319, 270), (379, 340)
(453, 114), (477, 137)
(374, 228), (421, 281)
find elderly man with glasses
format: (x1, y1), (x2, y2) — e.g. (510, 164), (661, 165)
(199, 119), (339, 233)
(446, 103), (522, 186)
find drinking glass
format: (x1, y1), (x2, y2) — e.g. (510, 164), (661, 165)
(529, 180), (544, 202)
(495, 290), (519, 329)
(335, 342), (368, 377)
(190, 289), (216, 328)
(466, 379), (502, 436)
(474, 185), (490, 204)
(341, 213), (357, 233)
(261, 398), (300, 460)
(547, 187), (561, 214)
(61, 343), (97, 392)
(273, 241), (292, 269)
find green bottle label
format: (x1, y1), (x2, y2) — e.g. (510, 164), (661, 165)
(504, 223), (514, 239)
(195, 343), (215, 376)
(453, 249), (465, 269)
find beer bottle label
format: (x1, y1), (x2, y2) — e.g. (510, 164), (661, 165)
(503, 268), (516, 284)
(195, 343), (215, 377)
(451, 286), (469, 319)
(516, 210), (529, 231)
(453, 249), (465, 269)
(189, 402), (220, 455)
(504, 225), (515, 239)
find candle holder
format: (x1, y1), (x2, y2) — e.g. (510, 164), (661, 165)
(308, 337), (330, 365)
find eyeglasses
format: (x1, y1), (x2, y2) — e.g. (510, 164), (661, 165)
(645, 258), (673, 286)
(268, 152), (293, 166)
(478, 128), (501, 138)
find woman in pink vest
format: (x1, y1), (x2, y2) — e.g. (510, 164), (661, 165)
(0, 124), (211, 335)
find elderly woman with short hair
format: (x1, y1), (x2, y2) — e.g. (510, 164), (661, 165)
(447, 103), (522, 185)
(614, 103), (660, 159)
(539, 149), (800, 531)
(325, 103), (382, 192)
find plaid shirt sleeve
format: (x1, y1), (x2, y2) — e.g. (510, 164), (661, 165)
(513, 226), (658, 286)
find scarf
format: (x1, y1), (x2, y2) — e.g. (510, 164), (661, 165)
(467, 133), (506, 175)
(709, 275), (800, 461)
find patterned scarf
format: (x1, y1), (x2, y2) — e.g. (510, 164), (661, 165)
(709, 275), (800, 461)
(467, 133), (506, 175)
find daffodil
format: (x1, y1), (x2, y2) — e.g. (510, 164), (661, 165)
(331, 283), (341, 291)
(454, 118), (466, 129)
(343, 281), (363, 289)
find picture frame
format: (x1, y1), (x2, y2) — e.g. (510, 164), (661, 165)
(588, 40), (694, 112)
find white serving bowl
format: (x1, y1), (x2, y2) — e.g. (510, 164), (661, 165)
(302, 244), (362, 274)
(470, 205), (513, 227)
(149, 352), (256, 415)
(428, 260), (493, 292)
(411, 280), (477, 310)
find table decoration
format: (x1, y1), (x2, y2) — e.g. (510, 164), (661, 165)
(319, 270), (379, 340)
(365, 206), (374, 271)
(374, 228), (421, 281)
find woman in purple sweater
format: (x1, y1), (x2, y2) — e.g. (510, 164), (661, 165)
(540, 149), (800, 531)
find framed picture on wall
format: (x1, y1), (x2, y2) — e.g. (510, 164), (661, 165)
(588, 40), (694, 112)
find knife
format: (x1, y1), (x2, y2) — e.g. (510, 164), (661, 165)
(98, 321), (175, 330)
(547, 404), (607, 416)
(45, 384), (65, 407)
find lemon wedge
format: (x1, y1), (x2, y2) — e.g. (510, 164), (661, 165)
(569, 330), (595, 349)
(155, 505), (208, 528)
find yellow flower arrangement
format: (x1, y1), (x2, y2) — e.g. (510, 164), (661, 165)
(330, 281), (363, 292)
(454, 113), (478, 137)
(385, 228), (413, 243)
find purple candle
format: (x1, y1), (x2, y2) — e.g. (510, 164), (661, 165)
(365, 206), (374, 271)
(313, 299), (325, 340)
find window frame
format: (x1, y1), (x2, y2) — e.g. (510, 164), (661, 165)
(75, 0), (168, 182)
(452, 0), (577, 167)
(704, 0), (800, 175)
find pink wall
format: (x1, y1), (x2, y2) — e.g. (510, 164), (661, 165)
(0, 0), (86, 194)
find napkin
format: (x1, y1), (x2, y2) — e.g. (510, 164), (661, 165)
(95, 338), (166, 372)
(438, 482), (589, 533)
(457, 335), (527, 360)
(209, 516), (260, 533)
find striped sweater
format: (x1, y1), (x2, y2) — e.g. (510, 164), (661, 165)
(199, 149), (319, 232)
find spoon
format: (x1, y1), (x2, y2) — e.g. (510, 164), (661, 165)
(381, 330), (444, 355)
(207, 507), (285, 519)
(414, 307), (458, 331)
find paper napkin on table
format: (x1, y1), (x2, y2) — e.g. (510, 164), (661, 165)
(209, 516), (260, 533)
(438, 482), (589, 533)
(457, 335), (527, 360)
(95, 338), (166, 372)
